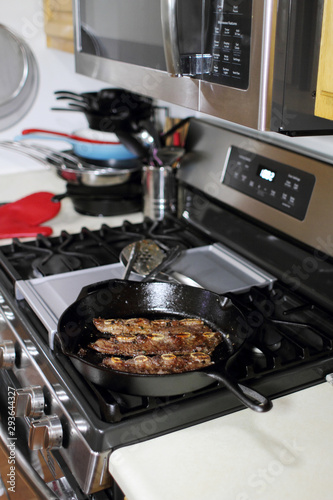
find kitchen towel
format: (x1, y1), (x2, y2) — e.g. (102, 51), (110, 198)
(0, 192), (61, 238)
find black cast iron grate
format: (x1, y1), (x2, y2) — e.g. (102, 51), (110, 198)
(0, 217), (210, 281)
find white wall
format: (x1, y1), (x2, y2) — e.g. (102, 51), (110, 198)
(0, 0), (108, 172)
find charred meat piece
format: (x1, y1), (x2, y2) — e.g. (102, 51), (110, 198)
(93, 317), (211, 336)
(90, 331), (222, 356)
(101, 352), (213, 374)
(93, 317), (151, 335)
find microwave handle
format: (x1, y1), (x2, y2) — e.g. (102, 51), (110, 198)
(73, 0), (82, 52)
(161, 0), (182, 76)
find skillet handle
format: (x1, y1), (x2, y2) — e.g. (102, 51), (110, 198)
(206, 370), (273, 413)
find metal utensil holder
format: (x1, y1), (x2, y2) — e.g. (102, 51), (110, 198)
(142, 164), (178, 221)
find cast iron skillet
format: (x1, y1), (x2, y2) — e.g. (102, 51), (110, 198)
(56, 280), (273, 412)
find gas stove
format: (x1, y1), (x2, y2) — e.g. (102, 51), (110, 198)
(1, 119), (333, 499)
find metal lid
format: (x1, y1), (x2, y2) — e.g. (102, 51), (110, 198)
(0, 24), (39, 131)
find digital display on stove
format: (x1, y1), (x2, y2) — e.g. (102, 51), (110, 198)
(222, 146), (316, 220)
(258, 166), (276, 182)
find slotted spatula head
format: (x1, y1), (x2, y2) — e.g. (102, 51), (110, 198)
(120, 239), (165, 276)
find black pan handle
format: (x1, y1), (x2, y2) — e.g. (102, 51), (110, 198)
(206, 369), (272, 413)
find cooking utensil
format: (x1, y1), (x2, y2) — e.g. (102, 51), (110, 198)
(0, 141), (141, 187)
(19, 127), (148, 161)
(56, 279), (272, 412)
(152, 146), (186, 166)
(53, 88), (154, 126)
(122, 242), (140, 280)
(72, 128), (122, 142)
(54, 90), (94, 104)
(20, 128), (120, 144)
(120, 239), (166, 276)
(160, 116), (191, 146)
(120, 239), (196, 284)
(142, 164), (178, 220)
(15, 132), (137, 161)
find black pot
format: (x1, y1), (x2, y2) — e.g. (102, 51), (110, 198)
(55, 179), (143, 217)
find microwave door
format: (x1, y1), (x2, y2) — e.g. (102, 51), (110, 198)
(77, 0), (167, 70)
(74, 0), (199, 109)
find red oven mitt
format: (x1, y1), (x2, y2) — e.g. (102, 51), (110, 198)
(0, 192), (61, 239)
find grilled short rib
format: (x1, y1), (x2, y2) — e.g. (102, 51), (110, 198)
(101, 352), (212, 374)
(93, 317), (212, 336)
(90, 330), (222, 356)
(92, 317), (223, 375)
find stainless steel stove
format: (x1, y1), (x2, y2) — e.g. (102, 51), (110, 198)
(1, 119), (333, 499)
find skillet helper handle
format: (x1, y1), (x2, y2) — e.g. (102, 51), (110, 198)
(207, 370), (273, 413)
(76, 278), (121, 301)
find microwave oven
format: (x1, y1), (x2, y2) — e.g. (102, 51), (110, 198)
(73, 0), (333, 135)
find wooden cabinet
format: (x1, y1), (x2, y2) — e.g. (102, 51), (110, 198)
(315, 0), (333, 120)
(43, 0), (74, 53)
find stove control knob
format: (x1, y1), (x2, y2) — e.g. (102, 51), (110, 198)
(15, 386), (45, 418)
(28, 415), (63, 451)
(0, 340), (15, 369)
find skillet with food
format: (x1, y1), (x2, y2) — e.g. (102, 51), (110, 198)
(56, 279), (272, 412)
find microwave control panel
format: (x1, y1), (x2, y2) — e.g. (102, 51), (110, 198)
(205, 0), (253, 89)
(222, 147), (316, 220)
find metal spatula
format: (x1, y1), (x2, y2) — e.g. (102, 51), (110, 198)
(120, 239), (201, 285)
(120, 239), (166, 276)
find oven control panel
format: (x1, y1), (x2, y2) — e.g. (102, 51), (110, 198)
(222, 146), (316, 220)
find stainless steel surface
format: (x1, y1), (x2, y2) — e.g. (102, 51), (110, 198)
(161, 0), (181, 76)
(178, 119), (333, 257)
(75, 51), (199, 109)
(122, 241), (140, 279)
(169, 243), (276, 293)
(0, 421), (63, 500)
(73, 0), (199, 110)
(0, 340), (15, 369)
(142, 164), (177, 220)
(0, 285), (113, 494)
(28, 415), (63, 451)
(165, 270), (203, 287)
(15, 386), (45, 418)
(74, 0), (332, 133)
(199, 0), (277, 130)
(0, 24), (39, 131)
(0, 141), (140, 187)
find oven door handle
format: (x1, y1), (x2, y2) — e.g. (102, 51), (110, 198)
(0, 420), (78, 499)
(161, 0), (182, 76)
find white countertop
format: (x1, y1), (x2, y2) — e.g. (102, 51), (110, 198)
(0, 167), (143, 246)
(2, 168), (333, 500)
(109, 382), (333, 500)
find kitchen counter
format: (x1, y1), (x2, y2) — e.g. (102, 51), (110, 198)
(109, 382), (333, 500)
(0, 168), (144, 246)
